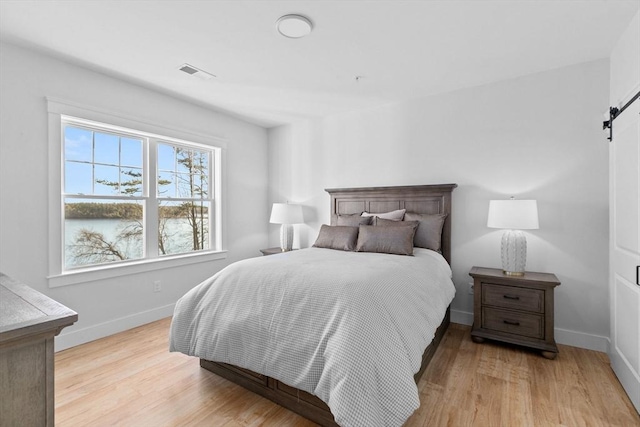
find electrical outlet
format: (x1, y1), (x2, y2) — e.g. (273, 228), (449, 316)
(468, 282), (474, 295)
(153, 281), (161, 292)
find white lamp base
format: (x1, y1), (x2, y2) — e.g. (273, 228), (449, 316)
(279, 224), (293, 252)
(501, 230), (527, 276)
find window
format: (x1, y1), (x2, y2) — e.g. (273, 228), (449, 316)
(60, 115), (221, 272)
(156, 143), (211, 255)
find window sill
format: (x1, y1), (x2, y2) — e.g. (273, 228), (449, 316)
(48, 250), (228, 288)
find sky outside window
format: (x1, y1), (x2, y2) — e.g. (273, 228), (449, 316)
(64, 125), (143, 196)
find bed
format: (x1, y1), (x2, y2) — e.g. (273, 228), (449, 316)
(170, 184), (457, 427)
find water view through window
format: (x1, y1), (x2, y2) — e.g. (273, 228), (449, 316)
(63, 122), (212, 269)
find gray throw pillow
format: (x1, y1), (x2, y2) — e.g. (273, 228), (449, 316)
(404, 212), (447, 251)
(313, 225), (359, 251)
(355, 225), (416, 256)
(361, 209), (405, 226)
(361, 209), (406, 221)
(336, 213), (373, 226)
(376, 217), (419, 232)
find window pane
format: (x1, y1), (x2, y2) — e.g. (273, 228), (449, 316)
(197, 152), (209, 170)
(176, 149), (192, 173)
(175, 172), (194, 197)
(64, 126), (92, 162)
(121, 137), (142, 167)
(64, 126), (145, 198)
(174, 173), (209, 198)
(158, 200), (209, 255)
(158, 144), (175, 171)
(120, 168), (143, 196)
(65, 161), (93, 194)
(94, 132), (119, 165)
(175, 149), (209, 175)
(94, 165), (121, 195)
(65, 198), (143, 268)
(158, 144), (210, 199)
(193, 173), (208, 198)
(157, 172), (175, 197)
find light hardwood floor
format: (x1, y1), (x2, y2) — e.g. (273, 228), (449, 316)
(55, 318), (640, 426)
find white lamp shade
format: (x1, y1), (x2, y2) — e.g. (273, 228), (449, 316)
(270, 203), (303, 225)
(487, 199), (539, 230)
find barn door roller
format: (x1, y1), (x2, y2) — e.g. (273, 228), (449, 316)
(603, 90), (640, 141)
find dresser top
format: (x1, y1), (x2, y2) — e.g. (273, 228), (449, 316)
(0, 273), (77, 344)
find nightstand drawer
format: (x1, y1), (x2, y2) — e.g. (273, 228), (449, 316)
(482, 307), (544, 339)
(482, 283), (543, 313)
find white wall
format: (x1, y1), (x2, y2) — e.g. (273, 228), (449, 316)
(268, 60), (610, 351)
(0, 42), (269, 349)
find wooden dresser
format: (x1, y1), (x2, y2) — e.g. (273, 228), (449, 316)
(469, 266), (560, 359)
(0, 273), (78, 427)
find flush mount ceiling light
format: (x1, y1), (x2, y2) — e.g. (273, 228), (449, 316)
(276, 14), (313, 38)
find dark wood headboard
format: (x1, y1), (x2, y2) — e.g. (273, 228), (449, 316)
(325, 184), (457, 265)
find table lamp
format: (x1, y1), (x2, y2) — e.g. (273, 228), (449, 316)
(270, 203), (304, 252)
(487, 198), (539, 276)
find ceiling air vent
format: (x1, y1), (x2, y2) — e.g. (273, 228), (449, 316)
(178, 63), (216, 80)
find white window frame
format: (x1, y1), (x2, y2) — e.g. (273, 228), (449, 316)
(47, 97), (226, 288)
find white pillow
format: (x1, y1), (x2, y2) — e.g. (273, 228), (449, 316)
(361, 208), (406, 221)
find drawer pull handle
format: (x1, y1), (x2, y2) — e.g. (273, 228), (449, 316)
(503, 294), (520, 300)
(503, 320), (520, 326)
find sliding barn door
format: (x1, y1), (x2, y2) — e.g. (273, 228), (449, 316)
(610, 96), (640, 414)
(609, 11), (640, 414)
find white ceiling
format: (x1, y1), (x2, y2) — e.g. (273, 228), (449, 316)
(1, 0), (638, 128)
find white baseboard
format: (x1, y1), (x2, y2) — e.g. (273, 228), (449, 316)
(451, 309), (473, 325)
(450, 309), (610, 353)
(55, 303), (175, 352)
(610, 349), (640, 413)
(554, 327), (610, 353)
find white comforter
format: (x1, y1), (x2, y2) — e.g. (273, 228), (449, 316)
(169, 247), (455, 427)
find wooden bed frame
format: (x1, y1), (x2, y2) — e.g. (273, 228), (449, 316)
(200, 184), (457, 427)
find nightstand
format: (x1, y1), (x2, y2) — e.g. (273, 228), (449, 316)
(469, 266), (561, 359)
(260, 247), (298, 256)
(260, 247), (284, 256)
